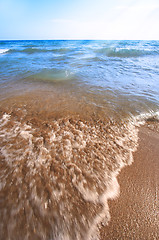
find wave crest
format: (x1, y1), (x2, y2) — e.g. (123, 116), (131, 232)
(95, 47), (158, 58)
(8, 47), (71, 54)
(0, 49), (9, 54)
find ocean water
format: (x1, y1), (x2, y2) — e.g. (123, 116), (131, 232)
(0, 40), (159, 240)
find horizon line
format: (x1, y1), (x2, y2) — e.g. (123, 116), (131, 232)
(0, 39), (159, 41)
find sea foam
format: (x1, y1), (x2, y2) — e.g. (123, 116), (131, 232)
(0, 49), (9, 54)
(0, 108), (139, 240)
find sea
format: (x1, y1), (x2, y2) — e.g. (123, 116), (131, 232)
(0, 40), (159, 240)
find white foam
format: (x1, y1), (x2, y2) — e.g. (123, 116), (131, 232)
(20, 130), (32, 140)
(132, 110), (159, 125)
(0, 113), (10, 127)
(0, 112), (140, 240)
(0, 49), (9, 54)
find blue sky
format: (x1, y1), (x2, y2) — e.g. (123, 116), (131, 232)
(0, 0), (159, 40)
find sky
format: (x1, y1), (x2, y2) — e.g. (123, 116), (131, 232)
(0, 0), (159, 40)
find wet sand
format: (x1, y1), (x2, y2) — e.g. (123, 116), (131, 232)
(0, 93), (158, 239)
(100, 126), (159, 240)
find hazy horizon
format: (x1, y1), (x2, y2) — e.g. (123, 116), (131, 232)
(1, 39), (159, 41)
(0, 0), (159, 40)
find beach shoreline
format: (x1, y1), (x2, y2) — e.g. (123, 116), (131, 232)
(100, 126), (159, 240)
(0, 39), (159, 240)
(0, 98), (158, 239)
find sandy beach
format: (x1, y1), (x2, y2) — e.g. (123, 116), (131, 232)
(100, 126), (159, 240)
(0, 98), (158, 239)
(0, 39), (159, 240)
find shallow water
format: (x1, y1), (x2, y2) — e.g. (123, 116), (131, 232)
(0, 101), (139, 240)
(0, 40), (159, 240)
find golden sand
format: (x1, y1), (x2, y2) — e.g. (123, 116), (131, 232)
(100, 126), (159, 240)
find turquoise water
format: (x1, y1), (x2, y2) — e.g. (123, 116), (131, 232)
(0, 40), (159, 115)
(0, 40), (159, 240)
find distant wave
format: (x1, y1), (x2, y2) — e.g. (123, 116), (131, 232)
(8, 47), (71, 54)
(5, 46), (159, 58)
(8, 48), (48, 54)
(95, 47), (158, 58)
(0, 41), (8, 46)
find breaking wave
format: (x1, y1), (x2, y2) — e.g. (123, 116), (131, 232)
(95, 47), (158, 58)
(0, 49), (9, 54)
(3, 45), (159, 60)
